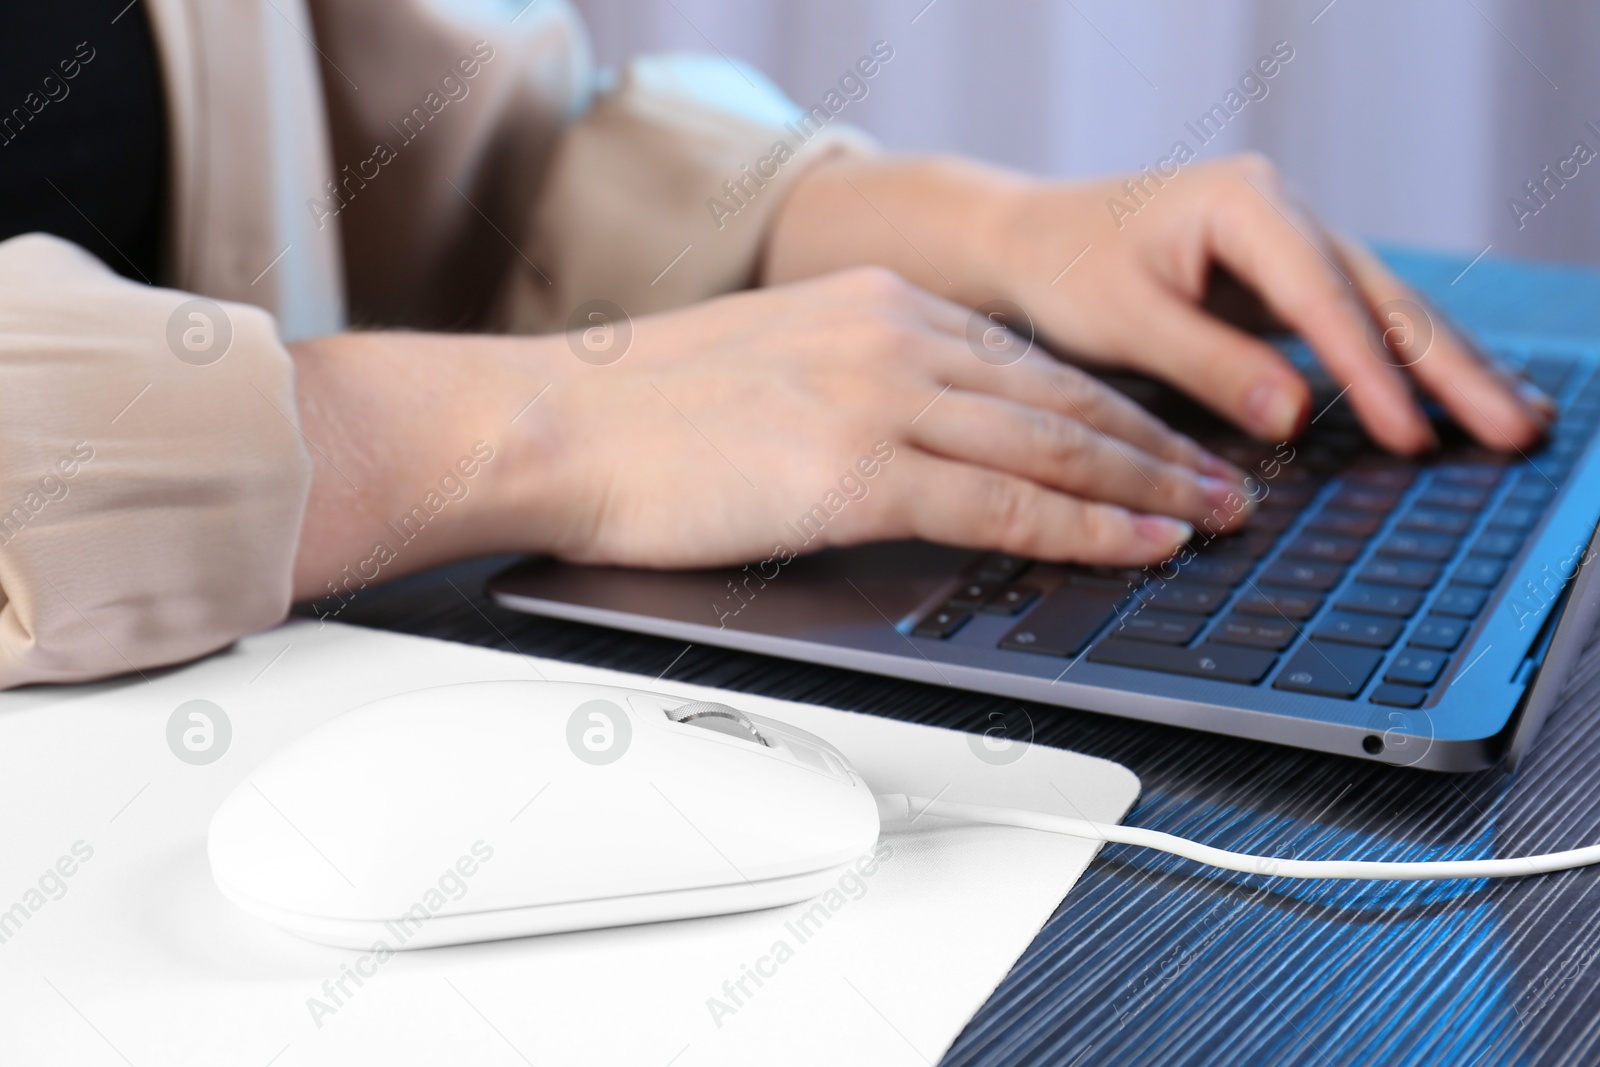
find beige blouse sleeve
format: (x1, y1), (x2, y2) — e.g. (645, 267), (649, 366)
(0, 235), (311, 688)
(496, 54), (875, 333)
(307, 0), (876, 334)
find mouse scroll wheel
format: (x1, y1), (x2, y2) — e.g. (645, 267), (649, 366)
(668, 702), (769, 746)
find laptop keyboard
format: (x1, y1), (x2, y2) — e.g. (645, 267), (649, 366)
(911, 353), (1600, 709)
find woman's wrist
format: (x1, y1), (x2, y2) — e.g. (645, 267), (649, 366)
(760, 152), (1039, 307)
(287, 331), (562, 604)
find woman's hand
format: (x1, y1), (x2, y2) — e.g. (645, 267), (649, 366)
(763, 152), (1554, 455)
(521, 269), (1255, 569)
(289, 269), (1258, 598)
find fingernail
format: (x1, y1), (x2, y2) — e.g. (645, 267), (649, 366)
(1517, 381), (1557, 423)
(1201, 476), (1240, 510)
(1247, 383), (1302, 438)
(1200, 476), (1256, 519)
(1134, 514), (1193, 547)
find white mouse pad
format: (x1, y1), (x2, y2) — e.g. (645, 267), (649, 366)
(0, 619), (1139, 1067)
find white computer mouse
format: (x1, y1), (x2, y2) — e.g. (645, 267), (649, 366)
(208, 680), (880, 949)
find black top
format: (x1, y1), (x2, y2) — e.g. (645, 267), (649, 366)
(0, 2), (167, 283)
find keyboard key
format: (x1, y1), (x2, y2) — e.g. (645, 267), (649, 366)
(1506, 479), (1556, 506)
(1143, 581), (1232, 616)
(1399, 508), (1474, 536)
(1357, 559), (1442, 588)
(1207, 531), (1281, 560)
(981, 585), (1040, 615)
(1089, 639), (1277, 684)
(1454, 556), (1507, 587)
(1273, 642), (1384, 699)
(1525, 355), (1573, 395)
(914, 606), (971, 639)
(1235, 588), (1323, 620)
(1284, 534), (1366, 564)
(1180, 556), (1255, 584)
(1488, 505), (1542, 532)
(1385, 648), (1449, 686)
(946, 580), (999, 608)
(998, 586), (1126, 657)
(1069, 566), (1146, 591)
(1262, 483), (1317, 508)
(1552, 431), (1588, 450)
(1434, 463), (1505, 488)
(1433, 585), (1489, 617)
(1261, 560), (1346, 591)
(1211, 614), (1298, 651)
(975, 553), (1032, 583)
(1260, 463), (1312, 486)
(1417, 485), (1492, 511)
(1307, 510), (1384, 538)
(1377, 533), (1458, 562)
(1336, 585), (1423, 618)
(1113, 609), (1204, 644)
(1344, 464), (1419, 491)
(1247, 508), (1300, 534)
(1299, 442), (1356, 472)
(1471, 532), (1522, 559)
(1410, 615), (1468, 651)
(1439, 444), (1505, 464)
(1369, 683), (1428, 709)
(1532, 459), (1572, 485)
(1313, 612), (1402, 648)
(1329, 485), (1404, 512)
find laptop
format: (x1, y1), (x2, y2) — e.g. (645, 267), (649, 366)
(489, 337), (1600, 772)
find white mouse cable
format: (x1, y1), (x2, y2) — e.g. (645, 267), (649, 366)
(873, 794), (1600, 881)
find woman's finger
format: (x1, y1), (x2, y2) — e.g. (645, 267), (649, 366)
(1331, 234), (1552, 450)
(883, 452), (1194, 566)
(858, 280), (1252, 479)
(907, 387), (1252, 533)
(1102, 282), (1313, 445)
(934, 341), (1248, 480)
(1199, 161), (1437, 453)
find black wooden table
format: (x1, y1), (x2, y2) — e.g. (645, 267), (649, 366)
(302, 249), (1600, 1067)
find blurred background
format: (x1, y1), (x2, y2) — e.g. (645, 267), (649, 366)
(572, 0), (1600, 267)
